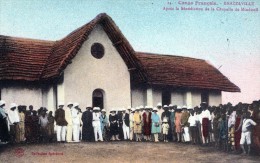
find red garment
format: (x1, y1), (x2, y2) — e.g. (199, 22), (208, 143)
(234, 117), (241, 150)
(142, 112), (151, 135)
(202, 118), (209, 138)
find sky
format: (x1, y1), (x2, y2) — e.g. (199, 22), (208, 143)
(0, 0), (260, 105)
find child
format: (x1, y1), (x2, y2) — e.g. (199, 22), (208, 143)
(236, 111), (257, 155)
(162, 118), (169, 142)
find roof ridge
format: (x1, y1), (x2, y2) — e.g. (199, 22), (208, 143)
(0, 35), (55, 44)
(136, 51), (206, 61)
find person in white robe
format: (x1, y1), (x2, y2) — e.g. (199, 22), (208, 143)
(92, 107), (103, 141)
(72, 103), (80, 142)
(8, 103), (20, 143)
(65, 102), (73, 142)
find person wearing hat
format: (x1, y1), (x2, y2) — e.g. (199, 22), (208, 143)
(151, 107), (161, 142)
(175, 106), (182, 142)
(142, 106), (152, 141)
(55, 102), (68, 142)
(65, 102), (73, 142)
(92, 107), (103, 142)
(109, 109), (119, 141)
(117, 109), (124, 140)
(0, 100), (9, 143)
(181, 105), (190, 143)
(77, 107), (83, 141)
(72, 103), (81, 142)
(133, 107), (142, 141)
(100, 109), (108, 137)
(162, 118), (170, 142)
(129, 108), (135, 141)
(82, 106), (94, 142)
(8, 103), (20, 143)
(122, 108), (130, 140)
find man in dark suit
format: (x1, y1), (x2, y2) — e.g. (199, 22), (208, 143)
(122, 108), (130, 140)
(55, 103), (68, 143)
(81, 106), (94, 142)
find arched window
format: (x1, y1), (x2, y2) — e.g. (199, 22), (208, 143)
(92, 89), (104, 109)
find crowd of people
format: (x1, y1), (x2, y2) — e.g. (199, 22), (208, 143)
(0, 100), (259, 156)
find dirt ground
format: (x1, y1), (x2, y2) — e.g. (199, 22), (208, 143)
(0, 142), (259, 163)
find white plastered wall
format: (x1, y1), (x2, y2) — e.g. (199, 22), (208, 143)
(209, 91), (222, 106)
(61, 25), (131, 112)
(131, 87), (145, 107)
(1, 86), (42, 110)
(171, 91), (185, 107)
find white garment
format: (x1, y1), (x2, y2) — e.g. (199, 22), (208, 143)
(56, 126), (67, 141)
(200, 110), (211, 123)
(242, 119), (257, 133)
(72, 108), (80, 141)
(65, 108), (73, 125)
(65, 108), (73, 142)
(123, 124), (130, 139)
(240, 131), (252, 144)
(162, 123), (169, 134)
(78, 112), (83, 140)
(73, 124), (80, 142)
(129, 113), (134, 140)
(8, 109), (20, 125)
(228, 111), (236, 128)
(92, 112), (103, 141)
(72, 108), (80, 125)
(122, 113), (129, 139)
(188, 114), (198, 127)
(183, 127), (190, 142)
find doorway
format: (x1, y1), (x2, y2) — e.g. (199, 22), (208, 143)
(92, 89), (104, 109)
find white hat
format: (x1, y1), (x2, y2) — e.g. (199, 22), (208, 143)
(101, 109), (106, 112)
(139, 105), (144, 109)
(163, 105), (168, 108)
(153, 107), (158, 111)
(58, 102), (64, 106)
(182, 105), (187, 109)
(169, 104), (173, 107)
(127, 106), (131, 110)
(0, 100), (6, 106)
(146, 106), (153, 109)
(131, 108), (135, 111)
(136, 107), (140, 110)
(121, 107), (126, 111)
(74, 103), (79, 107)
(93, 107), (100, 111)
(188, 107), (193, 110)
(177, 106), (182, 109)
(157, 103), (162, 107)
(162, 118), (168, 123)
(67, 102), (73, 106)
(86, 105), (92, 108)
(10, 103), (17, 109)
